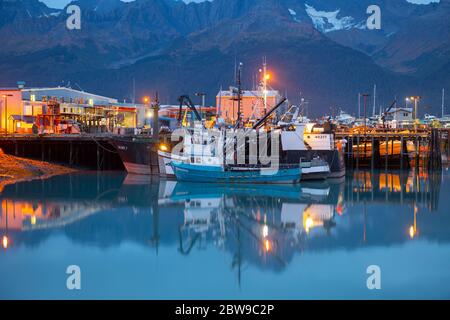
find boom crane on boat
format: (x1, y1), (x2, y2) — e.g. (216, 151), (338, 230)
(381, 99), (397, 127)
(252, 97), (287, 130)
(177, 95), (203, 127)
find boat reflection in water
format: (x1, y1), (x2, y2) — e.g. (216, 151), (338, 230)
(1, 169), (450, 299)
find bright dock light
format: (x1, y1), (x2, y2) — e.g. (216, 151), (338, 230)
(2, 236), (8, 249)
(159, 144), (168, 152)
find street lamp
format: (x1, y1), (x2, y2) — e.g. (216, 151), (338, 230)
(410, 96), (421, 120)
(409, 96), (421, 132)
(195, 92), (206, 108)
(2, 94), (13, 134)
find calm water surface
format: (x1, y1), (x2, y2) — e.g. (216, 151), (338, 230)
(1, 169), (450, 299)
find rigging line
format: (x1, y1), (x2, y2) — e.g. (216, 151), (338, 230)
(89, 136), (118, 153)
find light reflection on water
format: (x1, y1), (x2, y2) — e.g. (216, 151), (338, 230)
(0, 169), (449, 299)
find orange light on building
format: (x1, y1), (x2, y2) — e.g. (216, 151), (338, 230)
(159, 144), (168, 152)
(143, 96), (150, 104)
(2, 236), (8, 249)
(264, 239), (271, 252)
(265, 73), (271, 81)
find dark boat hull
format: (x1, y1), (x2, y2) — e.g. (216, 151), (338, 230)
(111, 137), (160, 175)
(282, 149), (346, 179)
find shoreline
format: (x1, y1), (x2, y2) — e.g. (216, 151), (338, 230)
(0, 149), (77, 193)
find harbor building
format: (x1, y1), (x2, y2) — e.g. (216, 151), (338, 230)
(385, 107), (413, 122)
(216, 89), (283, 123)
(0, 87), (150, 134)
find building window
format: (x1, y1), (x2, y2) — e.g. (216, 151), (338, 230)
(88, 99), (94, 106)
(30, 94), (36, 102)
(24, 105), (32, 116)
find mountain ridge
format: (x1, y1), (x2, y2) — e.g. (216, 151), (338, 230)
(0, 0), (448, 115)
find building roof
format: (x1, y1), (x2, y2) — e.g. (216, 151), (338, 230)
(22, 87), (118, 104)
(0, 88), (21, 91)
(387, 107), (413, 114)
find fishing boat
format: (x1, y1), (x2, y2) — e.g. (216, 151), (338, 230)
(170, 162), (301, 184)
(278, 105), (346, 179)
(301, 156), (330, 180)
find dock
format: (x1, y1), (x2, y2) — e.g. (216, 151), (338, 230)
(336, 128), (446, 170)
(0, 134), (125, 170)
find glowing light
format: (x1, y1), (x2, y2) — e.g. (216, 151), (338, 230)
(159, 144), (168, 152)
(336, 204), (343, 216)
(2, 236), (8, 249)
(262, 225), (269, 238)
(264, 240), (271, 252)
(143, 96), (150, 104)
(265, 74), (271, 80)
(305, 216), (314, 233)
(146, 110), (153, 118)
(31, 215), (37, 225)
(409, 226), (415, 239)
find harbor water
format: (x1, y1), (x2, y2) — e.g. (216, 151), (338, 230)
(1, 169), (450, 299)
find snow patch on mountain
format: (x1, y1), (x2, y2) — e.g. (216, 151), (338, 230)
(288, 8), (301, 22)
(305, 3), (364, 33)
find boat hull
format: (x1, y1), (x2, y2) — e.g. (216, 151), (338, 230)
(171, 162), (302, 184)
(301, 165), (330, 180)
(110, 137), (160, 175)
(284, 149), (345, 179)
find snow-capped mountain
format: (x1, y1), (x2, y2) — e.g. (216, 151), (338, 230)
(0, 0), (448, 114)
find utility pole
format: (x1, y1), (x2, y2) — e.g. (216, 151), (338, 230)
(410, 96), (421, 132)
(2, 94), (13, 134)
(263, 57), (268, 114)
(195, 92), (206, 108)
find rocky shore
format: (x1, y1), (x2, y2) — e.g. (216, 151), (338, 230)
(0, 148), (76, 193)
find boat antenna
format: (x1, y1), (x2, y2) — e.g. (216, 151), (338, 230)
(235, 62), (243, 129)
(218, 85), (223, 117)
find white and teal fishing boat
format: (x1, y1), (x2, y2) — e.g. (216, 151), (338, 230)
(167, 121), (301, 184)
(170, 161), (302, 184)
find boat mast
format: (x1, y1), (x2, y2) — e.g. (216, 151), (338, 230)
(263, 57), (268, 115)
(358, 93), (361, 119)
(442, 88), (445, 118)
(372, 84), (376, 116)
(236, 62), (243, 129)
